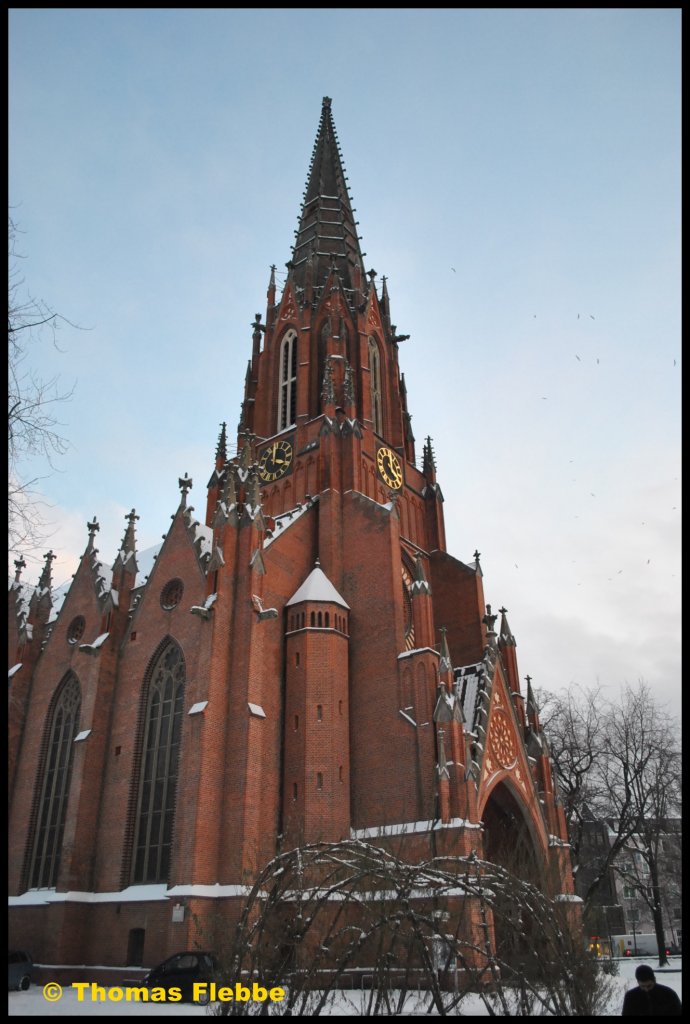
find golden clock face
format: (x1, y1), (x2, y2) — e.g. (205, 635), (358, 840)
(258, 439), (293, 483)
(377, 446), (403, 489)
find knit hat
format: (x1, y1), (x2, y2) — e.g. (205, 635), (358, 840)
(635, 964), (655, 982)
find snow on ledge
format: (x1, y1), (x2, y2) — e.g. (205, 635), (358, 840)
(9, 882), (261, 907)
(351, 817), (482, 839)
(554, 893), (584, 902)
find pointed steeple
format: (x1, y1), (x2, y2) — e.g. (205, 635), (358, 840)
(498, 606), (516, 646)
(215, 422), (227, 467)
(423, 437), (437, 481)
(113, 509), (139, 579)
(289, 97), (366, 295)
(526, 674), (541, 732)
(37, 550), (55, 594)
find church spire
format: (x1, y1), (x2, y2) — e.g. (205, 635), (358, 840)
(289, 97), (366, 295)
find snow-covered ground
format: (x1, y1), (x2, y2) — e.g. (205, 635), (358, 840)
(7, 958), (682, 1016)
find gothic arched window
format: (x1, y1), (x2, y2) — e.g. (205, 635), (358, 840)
(28, 673), (81, 889)
(401, 555), (416, 651)
(132, 642), (185, 884)
(368, 336), (383, 435)
(278, 330), (298, 432)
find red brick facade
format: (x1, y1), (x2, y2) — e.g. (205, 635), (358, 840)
(8, 97), (577, 972)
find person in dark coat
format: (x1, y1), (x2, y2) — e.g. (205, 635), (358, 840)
(622, 963), (682, 1016)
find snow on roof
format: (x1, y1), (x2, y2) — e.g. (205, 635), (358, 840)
(134, 542), (163, 587)
(47, 578), (75, 623)
(454, 662), (485, 727)
(263, 497), (317, 550)
(286, 563), (349, 608)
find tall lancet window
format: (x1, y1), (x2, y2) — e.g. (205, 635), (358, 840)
(132, 641), (185, 884)
(278, 330), (298, 432)
(368, 336), (383, 435)
(28, 673), (81, 889)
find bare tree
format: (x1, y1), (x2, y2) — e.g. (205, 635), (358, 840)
(604, 683), (681, 966)
(205, 839), (612, 1017)
(541, 680), (681, 966)
(8, 213), (76, 561)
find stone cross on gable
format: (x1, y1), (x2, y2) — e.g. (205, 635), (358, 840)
(179, 473), (193, 507)
(86, 516), (100, 552)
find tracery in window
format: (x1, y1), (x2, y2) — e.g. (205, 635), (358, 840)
(132, 641), (185, 884)
(28, 673), (81, 888)
(278, 330), (298, 432)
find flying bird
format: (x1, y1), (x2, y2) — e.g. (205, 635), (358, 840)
(575, 354), (581, 361)
(451, 267), (456, 272)
(589, 315), (595, 319)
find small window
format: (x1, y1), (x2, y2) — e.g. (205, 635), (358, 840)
(317, 704), (322, 721)
(67, 615), (86, 645)
(160, 578), (184, 610)
(339, 765), (343, 783)
(317, 772), (323, 790)
(294, 715), (299, 731)
(295, 652), (300, 667)
(293, 783), (298, 801)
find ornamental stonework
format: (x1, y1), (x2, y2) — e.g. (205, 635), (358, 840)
(489, 707), (518, 769)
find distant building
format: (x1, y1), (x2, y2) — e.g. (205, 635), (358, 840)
(571, 805), (682, 955)
(608, 817), (682, 951)
(9, 97), (578, 973)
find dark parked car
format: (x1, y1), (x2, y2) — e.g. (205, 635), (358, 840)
(8, 950), (33, 991)
(143, 951), (218, 1003)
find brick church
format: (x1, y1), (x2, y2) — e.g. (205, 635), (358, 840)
(9, 97), (576, 971)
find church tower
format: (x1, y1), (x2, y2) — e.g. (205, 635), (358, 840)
(8, 97), (577, 973)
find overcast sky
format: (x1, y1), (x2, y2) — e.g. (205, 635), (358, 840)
(8, 9), (681, 721)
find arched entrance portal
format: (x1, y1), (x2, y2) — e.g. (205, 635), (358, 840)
(481, 780), (547, 974)
(483, 780), (542, 883)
